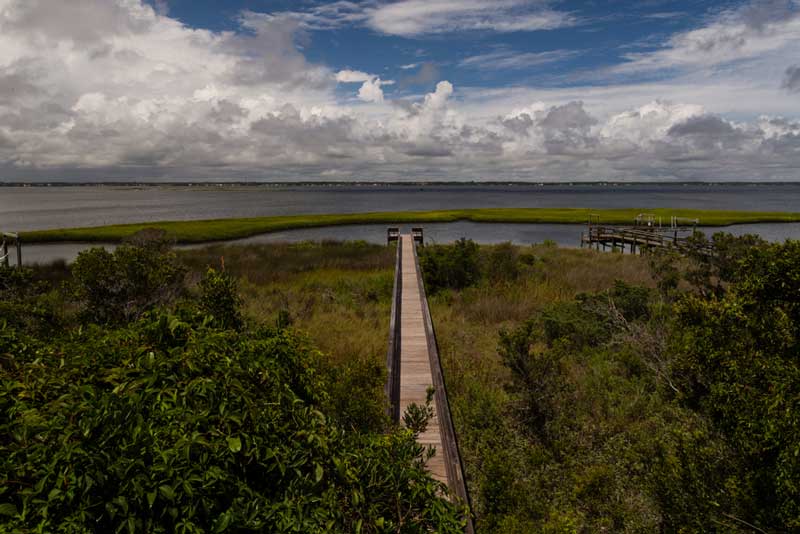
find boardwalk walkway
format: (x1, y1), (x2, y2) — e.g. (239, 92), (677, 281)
(398, 235), (447, 483)
(387, 234), (473, 531)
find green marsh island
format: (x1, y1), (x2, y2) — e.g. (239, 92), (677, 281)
(21, 207), (800, 244)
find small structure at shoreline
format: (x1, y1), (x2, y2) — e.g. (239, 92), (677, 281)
(581, 213), (706, 255)
(1, 232), (22, 268)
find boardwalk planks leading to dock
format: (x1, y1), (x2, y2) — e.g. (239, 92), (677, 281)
(398, 235), (448, 483)
(387, 234), (474, 532)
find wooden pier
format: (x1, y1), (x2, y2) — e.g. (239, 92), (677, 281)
(386, 234), (473, 532)
(580, 214), (707, 255)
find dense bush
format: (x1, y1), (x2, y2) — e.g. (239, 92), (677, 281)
(0, 266), (62, 335)
(435, 236), (800, 532)
(418, 238), (481, 294)
(0, 240), (468, 533)
(671, 240), (800, 529)
(71, 236), (185, 325)
(198, 268), (243, 330)
(0, 314), (466, 532)
(419, 240), (533, 294)
(485, 243), (520, 283)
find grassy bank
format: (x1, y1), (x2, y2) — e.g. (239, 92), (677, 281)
(22, 207), (800, 244)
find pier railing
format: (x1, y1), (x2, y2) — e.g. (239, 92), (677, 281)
(385, 231), (474, 532)
(411, 239), (473, 528)
(385, 239), (402, 422)
(581, 224), (712, 255)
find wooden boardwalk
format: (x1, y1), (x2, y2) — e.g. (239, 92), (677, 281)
(398, 235), (448, 483)
(386, 234), (473, 532)
(581, 224), (709, 255)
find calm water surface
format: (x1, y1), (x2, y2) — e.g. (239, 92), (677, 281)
(4, 183), (800, 231)
(6, 183), (800, 264)
(20, 221), (800, 265)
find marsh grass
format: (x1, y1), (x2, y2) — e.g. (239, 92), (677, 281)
(24, 207), (800, 243)
(178, 241), (395, 431)
(178, 240), (394, 284)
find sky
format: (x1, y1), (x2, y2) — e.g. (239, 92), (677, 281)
(1, 0), (799, 182)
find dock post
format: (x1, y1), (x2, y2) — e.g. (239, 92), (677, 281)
(16, 237), (21, 268)
(2, 239), (7, 268)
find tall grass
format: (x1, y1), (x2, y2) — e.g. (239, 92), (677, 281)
(179, 241), (393, 360)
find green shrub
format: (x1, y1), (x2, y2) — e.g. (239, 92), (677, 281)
(672, 240), (800, 528)
(0, 313), (466, 533)
(0, 265), (62, 335)
(320, 355), (387, 433)
(198, 268), (243, 330)
(541, 301), (607, 349)
(71, 237), (185, 325)
(498, 320), (564, 434)
(418, 238), (481, 294)
(485, 242), (520, 283)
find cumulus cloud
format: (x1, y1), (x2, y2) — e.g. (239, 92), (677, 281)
(1, 0), (800, 183)
(337, 70), (394, 101)
(358, 78), (385, 103)
(336, 70), (373, 83)
(424, 81), (454, 109)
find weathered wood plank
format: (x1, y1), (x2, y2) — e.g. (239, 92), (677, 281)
(385, 233), (474, 531)
(398, 235), (449, 483)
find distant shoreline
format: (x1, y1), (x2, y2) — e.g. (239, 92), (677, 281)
(22, 208), (800, 244)
(4, 181), (800, 188)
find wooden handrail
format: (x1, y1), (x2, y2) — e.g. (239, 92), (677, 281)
(385, 240), (402, 421)
(411, 240), (474, 533)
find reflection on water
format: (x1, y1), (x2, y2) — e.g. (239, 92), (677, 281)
(21, 221), (800, 265)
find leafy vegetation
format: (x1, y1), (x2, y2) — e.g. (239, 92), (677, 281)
(6, 227), (800, 532)
(0, 238), (468, 533)
(22, 207), (800, 244)
(418, 238), (481, 294)
(71, 232), (185, 325)
(428, 236), (800, 532)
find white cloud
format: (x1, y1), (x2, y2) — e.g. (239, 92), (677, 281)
(358, 78), (385, 103)
(424, 80), (454, 109)
(336, 69), (373, 83)
(264, 0), (575, 37)
(338, 70), (394, 101)
(365, 0), (574, 36)
(613, 1), (800, 74)
(1, 0), (800, 183)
